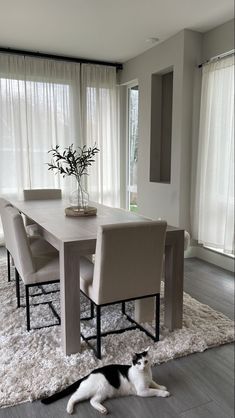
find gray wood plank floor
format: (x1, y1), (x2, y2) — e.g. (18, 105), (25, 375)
(0, 253), (234, 418)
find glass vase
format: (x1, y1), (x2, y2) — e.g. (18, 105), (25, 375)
(69, 182), (89, 212)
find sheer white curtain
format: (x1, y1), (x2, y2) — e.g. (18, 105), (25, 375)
(192, 56), (234, 254)
(0, 54), (81, 242)
(23, 57), (81, 190)
(81, 64), (120, 207)
(0, 54), (81, 196)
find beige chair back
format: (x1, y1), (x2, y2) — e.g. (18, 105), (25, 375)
(0, 197), (13, 252)
(23, 189), (62, 201)
(0, 197), (11, 211)
(92, 221), (167, 305)
(4, 206), (35, 281)
(23, 189), (62, 227)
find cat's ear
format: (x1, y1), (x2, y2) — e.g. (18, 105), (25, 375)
(132, 354), (138, 365)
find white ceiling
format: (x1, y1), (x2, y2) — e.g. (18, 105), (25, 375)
(0, 0), (234, 63)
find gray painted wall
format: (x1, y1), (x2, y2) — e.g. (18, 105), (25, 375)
(121, 31), (184, 227)
(120, 30), (202, 231)
(202, 19), (234, 61)
(120, 19), (234, 234)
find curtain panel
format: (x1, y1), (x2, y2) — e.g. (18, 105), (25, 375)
(81, 64), (120, 207)
(0, 54), (81, 195)
(192, 56), (234, 254)
(0, 54), (120, 243)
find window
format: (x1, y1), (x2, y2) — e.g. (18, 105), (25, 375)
(127, 85), (139, 212)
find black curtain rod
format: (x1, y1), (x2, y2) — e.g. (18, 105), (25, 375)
(198, 49), (234, 68)
(0, 47), (123, 70)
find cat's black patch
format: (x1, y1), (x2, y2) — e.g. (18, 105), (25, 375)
(132, 350), (148, 365)
(92, 364), (130, 389)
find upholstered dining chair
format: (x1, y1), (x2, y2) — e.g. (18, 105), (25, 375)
(23, 188), (62, 235)
(3, 205), (60, 331)
(79, 221), (167, 359)
(0, 197), (58, 282)
(0, 197), (13, 281)
(23, 188), (62, 201)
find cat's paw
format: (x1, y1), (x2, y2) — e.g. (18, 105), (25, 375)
(66, 404), (74, 414)
(157, 390), (170, 398)
(159, 385), (167, 391)
(100, 406), (108, 414)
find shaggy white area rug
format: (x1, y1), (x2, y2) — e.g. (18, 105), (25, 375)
(0, 257), (234, 408)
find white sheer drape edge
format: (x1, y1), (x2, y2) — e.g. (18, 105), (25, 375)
(191, 56), (234, 254)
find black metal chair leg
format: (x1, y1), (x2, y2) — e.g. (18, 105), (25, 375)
(96, 306), (101, 359)
(121, 301), (125, 314)
(15, 269), (20, 308)
(80, 292), (160, 359)
(155, 293), (160, 341)
(25, 285), (30, 331)
(90, 301), (94, 319)
(7, 249), (11, 282)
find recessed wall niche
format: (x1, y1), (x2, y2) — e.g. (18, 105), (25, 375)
(150, 69), (173, 183)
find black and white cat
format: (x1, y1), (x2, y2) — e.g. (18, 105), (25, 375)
(41, 347), (170, 415)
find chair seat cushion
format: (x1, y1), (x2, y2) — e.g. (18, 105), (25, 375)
(25, 254), (59, 285)
(80, 257), (94, 296)
(29, 236), (58, 256)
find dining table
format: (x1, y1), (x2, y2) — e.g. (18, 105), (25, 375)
(10, 198), (184, 355)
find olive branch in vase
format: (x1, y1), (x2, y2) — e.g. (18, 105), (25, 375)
(47, 144), (99, 209)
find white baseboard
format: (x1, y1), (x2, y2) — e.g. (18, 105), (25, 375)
(185, 246), (234, 273)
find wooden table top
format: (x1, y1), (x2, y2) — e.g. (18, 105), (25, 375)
(11, 199), (183, 244)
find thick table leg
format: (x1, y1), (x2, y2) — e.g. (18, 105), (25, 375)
(135, 229), (184, 330)
(60, 242), (81, 355)
(134, 297), (155, 323)
(164, 230), (184, 330)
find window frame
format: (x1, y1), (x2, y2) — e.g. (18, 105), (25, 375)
(126, 81), (139, 211)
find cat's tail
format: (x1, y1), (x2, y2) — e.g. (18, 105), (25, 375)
(41, 377), (86, 405)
